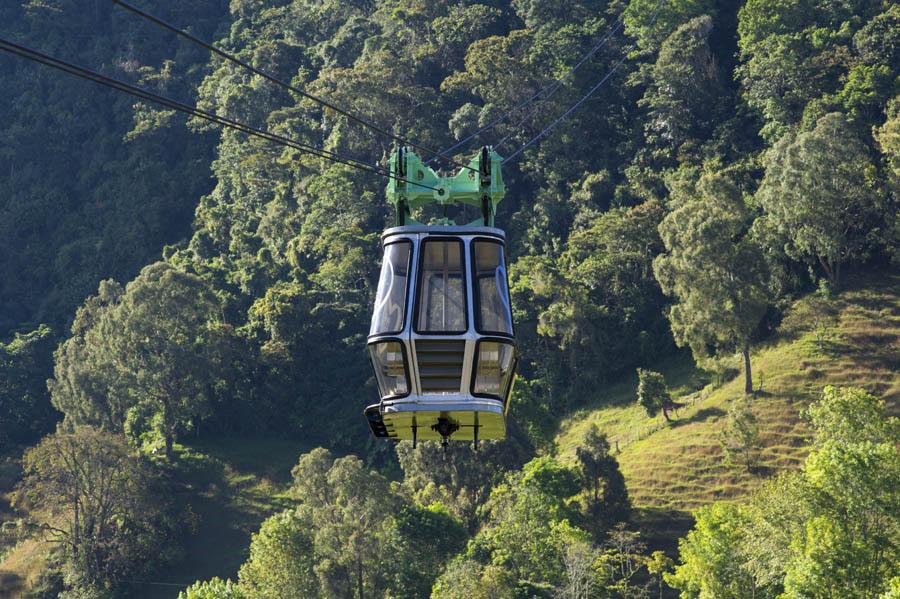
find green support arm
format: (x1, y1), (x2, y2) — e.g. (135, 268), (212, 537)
(386, 146), (506, 227)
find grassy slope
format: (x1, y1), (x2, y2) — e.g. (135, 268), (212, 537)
(556, 272), (900, 524)
(139, 437), (309, 598)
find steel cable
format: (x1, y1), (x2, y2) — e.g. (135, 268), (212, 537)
(0, 38), (440, 191)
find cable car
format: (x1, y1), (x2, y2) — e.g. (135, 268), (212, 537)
(365, 147), (517, 447)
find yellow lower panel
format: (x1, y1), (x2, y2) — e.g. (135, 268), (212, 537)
(383, 410), (506, 442)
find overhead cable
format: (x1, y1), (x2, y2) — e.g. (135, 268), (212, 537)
(110, 0), (477, 174)
(501, 1), (664, 166)
(0, 38), (440, 191)
(430, 15), (625, 162)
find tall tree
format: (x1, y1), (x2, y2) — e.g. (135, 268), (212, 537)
(576, 424), (630, 535)
(474, 456), (588, 586)
(755, 112), (884, 288)
(50, 263), (221, 457)
(13, 427), (175, 595)
(290, 448), (398, 599)
(237, 510), (318, 599)
(653, 173), (769, 393)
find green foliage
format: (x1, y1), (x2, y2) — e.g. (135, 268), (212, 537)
(624, 0), (717, 51)
(576, 425), (630, 534)
(179, 578), (245, 599)
(473, 456), (587, 586)
(639, 16), (723, 163)
(49, 263), (222, 457)
(718, 397), (761, 471)
(396, 439), (528, 529)
(431, 558), (516, 599)
(636, 368), (673, 419)
(383, 504), (468, 598)
(666, 503), (757, 598)
(755, 112), (885, 288)
(14, 427), (177, 595)
(237, 510), (317, 599)
(0, 325), (57, 447)
(0, 0), (225, 334)
(669, 386), (900, 598)
(655, 173), (769, 393)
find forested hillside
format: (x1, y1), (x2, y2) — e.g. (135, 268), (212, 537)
(0, 0), (898, 597)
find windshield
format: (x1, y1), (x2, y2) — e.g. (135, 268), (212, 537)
(472, 241), (513, 335)
(370, 241), (411, 335)
(416, 239), (467, 333)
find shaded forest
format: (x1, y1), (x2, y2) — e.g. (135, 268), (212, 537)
(0, 0), (898, 597)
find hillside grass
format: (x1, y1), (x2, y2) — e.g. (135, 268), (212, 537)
(556, 272), (900, 517)
(139, 437), (309, 598)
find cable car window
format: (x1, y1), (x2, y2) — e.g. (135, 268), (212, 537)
(370, 241), (411, 336)
(473, 341), (516, 400)
(472, 241), (513, 335)
(369, 341), (409, 399)
(416, 239), (467, 333)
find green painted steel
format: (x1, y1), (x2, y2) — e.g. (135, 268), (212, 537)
(386, 147), (505, 227)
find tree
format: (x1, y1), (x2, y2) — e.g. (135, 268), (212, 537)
(556, 539), (602, 599)
(719, 397), (761, 471)
(50, 262), (221, 458)
(290, 448), (398, 599)
(665, 503), (757, 598)
(779, 294), (840, 350)
(624, 0), (716, 51)
(382, 504), (468, 599)
(596, 524), (651, 598)
(13, 428), (175, 595)
(431, 558), (516, 599)
(782, 387), (900, 598)
(475, 457), (588, 586)
(653, 173), (769, 393)
(575, 424), (630, 534)
(396, 439), (527, 530)
(636, 368), (675, 421)
(646, 551), (674, 599)
(669, 387), (900, 597)
(237, 510), (317, 599)
(755, 113), (884, 288)
(179, 578), (245, 599)
(0, 324), (57, 448)
(639, 16), (723, 163)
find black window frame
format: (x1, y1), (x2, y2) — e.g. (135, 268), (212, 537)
(367, 338), (412, 400)
(369, 239), (413, 338)
(470, 238), (515, 338)
(470, 337), (517, 405)
(413, 237), (469, 335)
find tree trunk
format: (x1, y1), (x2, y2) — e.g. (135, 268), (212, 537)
(743, 344), (753, 395)
(165, 433), (174, 459)
(357, 557), (364, 599)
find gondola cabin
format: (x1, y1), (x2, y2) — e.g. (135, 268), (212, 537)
(365, 148), (517, 446)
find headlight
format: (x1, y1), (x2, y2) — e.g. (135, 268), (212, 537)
(370, 341), (409, 399)
(473, 341), (516, 399)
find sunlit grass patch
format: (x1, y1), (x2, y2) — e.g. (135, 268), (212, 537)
(555, 271), (900, 515)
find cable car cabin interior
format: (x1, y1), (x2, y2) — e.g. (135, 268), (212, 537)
(365, 226), (516, 446)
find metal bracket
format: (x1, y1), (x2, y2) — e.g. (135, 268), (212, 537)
(387, 146), (505, 227)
